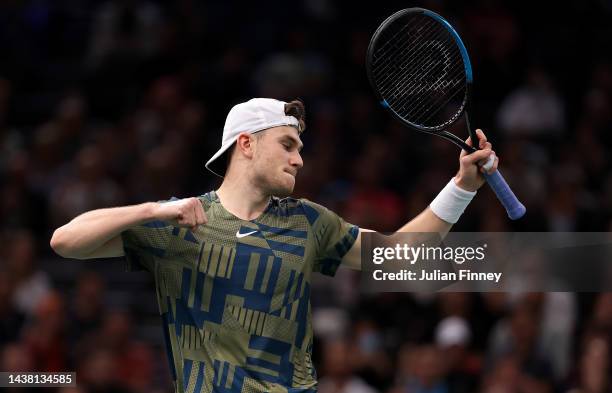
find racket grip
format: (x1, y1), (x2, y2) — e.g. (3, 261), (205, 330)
(483, 170), (526, 220)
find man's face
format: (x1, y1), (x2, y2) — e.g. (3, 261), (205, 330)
(251, 126), (304, 197)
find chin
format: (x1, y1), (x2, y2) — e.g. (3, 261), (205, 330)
(270, 177), (295, 197)
(275, 184), (294, 197)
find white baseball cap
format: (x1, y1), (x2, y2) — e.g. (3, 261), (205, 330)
(205, 98), (301, 177)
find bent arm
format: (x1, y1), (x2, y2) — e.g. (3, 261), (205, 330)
(341, 207), (450, 270)
(340, 129), (499, 270)
(50, 203), (158, 260)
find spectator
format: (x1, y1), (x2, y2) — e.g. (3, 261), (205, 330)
(393, 344), (450, 393)
(0, 272), (25, 346)
(497, 66), (565, 137)
(565, 335), (610, 393)
(69, 271), (107, 342)
(487, 295), (554, 390)
(5, 229), (51, 317)
(318, 338), (379, 393)
(435, 316), (480, 393)
(21, 291), (69, 372)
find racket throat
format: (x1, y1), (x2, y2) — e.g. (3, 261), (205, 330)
(464, 112), (479, 151)
(439, 130), (476, 153)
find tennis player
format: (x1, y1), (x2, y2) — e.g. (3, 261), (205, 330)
(50, 98), (497, 392)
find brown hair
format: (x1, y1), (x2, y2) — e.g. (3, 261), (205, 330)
(284, 99), (306, 133)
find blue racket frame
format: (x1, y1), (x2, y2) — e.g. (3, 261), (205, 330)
(367, 8), (526, 220)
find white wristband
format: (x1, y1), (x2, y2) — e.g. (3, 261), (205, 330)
(429, 178), (477, 224)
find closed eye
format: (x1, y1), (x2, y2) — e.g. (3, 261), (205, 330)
(279, 136), (303, 151)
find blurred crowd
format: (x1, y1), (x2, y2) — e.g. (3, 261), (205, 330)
(1, 0), (611, 392)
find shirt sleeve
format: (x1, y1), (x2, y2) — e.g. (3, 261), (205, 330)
(121, 200), (176, 272)
(302, 200), (359, 277)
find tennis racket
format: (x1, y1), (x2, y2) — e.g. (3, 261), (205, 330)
(366, 8), (526, 220)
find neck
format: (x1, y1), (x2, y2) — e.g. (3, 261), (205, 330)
(217, 173), (270, 221)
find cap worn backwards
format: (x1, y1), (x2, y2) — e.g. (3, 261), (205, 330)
(205, 98), (300, 177)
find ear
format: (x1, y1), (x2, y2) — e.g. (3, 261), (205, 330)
(235, 133), (255, 159)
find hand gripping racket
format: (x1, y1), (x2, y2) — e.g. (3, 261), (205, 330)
(366, 8), (526, 220)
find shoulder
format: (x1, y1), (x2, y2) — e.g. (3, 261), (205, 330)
(196, 191), (219, 211)
(197, 191), (216, 203)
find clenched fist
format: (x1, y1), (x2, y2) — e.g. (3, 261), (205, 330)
(154, 198), (208, 231)
(455, 129), (499, 192)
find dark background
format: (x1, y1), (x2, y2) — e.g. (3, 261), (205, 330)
(1, 1), (611, 392)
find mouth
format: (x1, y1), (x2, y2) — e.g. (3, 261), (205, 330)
(284, 169), (297, 177)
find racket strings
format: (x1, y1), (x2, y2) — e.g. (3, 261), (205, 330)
(376, 27), (465, 119)
(376, 39), (465, 116)
(370, 15), (442, 67)
(383, 41), (463, 108)
(401, 60), (466, 123)
(372, 20), (445, 88)
(371, 17), (423, 66)
(373, 19), (448, 88)
(416, 85), (466, 127)
(370, 14), (467, 129)
(371, 19), (439, 77)
(375, 32), (451, 99)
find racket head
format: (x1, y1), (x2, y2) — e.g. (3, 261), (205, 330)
(366, 8), (473, 134)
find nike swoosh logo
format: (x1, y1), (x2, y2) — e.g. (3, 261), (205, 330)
(236, 230), (258, 238)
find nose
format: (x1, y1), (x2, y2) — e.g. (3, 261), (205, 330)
(290, 151), (303, 169)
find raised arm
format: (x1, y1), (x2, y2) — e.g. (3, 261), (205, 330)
(341, 129), (498, 270)
(50, 198), (207, 260)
